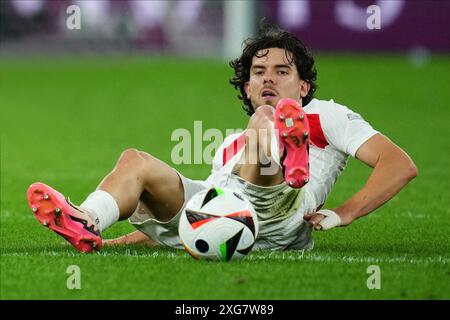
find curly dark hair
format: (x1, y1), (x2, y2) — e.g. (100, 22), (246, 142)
(229, 21), (317, 116)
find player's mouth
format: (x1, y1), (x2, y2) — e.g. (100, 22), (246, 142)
(261, 89), (277, 99)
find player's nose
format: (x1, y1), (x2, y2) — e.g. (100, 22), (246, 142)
(263, 70), (276, 84)
(263, 76), (275, 85)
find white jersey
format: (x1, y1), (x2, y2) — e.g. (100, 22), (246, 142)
(205, 98), (378, 213)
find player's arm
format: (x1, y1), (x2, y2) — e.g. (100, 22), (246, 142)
(305, 133), (418, 229)
(104, 230), (158, 246)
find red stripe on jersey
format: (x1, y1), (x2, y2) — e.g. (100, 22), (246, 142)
(306, 114), (329, 149)
(222, 133), (246, 165)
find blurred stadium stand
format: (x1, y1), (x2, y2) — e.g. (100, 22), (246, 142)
(0, 0), (448, 57)
(0, 0), (224, 56)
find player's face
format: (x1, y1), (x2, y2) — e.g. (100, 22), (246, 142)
(244, 47), (310, 110)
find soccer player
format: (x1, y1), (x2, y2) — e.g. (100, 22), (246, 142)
(27, 22), (418, 252)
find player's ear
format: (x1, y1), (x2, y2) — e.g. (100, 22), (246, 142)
(244, 82), (250, 98)
(299, 80), (310, 98)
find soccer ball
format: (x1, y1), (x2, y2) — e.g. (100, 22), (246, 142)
(178, 187), (258, 261)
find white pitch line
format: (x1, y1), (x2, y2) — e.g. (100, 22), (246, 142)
(247, 253), (450, 265)
(1, 251), (448, 265)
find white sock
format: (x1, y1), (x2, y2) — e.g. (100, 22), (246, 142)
(270, 130), (281, 167)
(80, 190), (120, 233)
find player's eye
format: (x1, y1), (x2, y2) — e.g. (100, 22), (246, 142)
(254, 70), (264, 75)
(278, 70), (288, 75)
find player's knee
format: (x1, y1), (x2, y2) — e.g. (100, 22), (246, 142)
(117, 148), (150, 170)
(255, 105), (274, 117)
(248, 105), (274, 129)
(116, 149), (173, 188)
(119, 148), (140, 161)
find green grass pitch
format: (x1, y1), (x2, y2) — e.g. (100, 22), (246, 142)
(1, 54), (449, 299)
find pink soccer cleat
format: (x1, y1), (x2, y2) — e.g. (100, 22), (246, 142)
(274, 98), (310, 188)
(27, 182), (102, 253)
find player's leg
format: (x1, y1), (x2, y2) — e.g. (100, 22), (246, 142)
(237, 105), (284, 186)
(93, 148), (184, 223)
(27, 149), (185, 252)
(238, 98), (310, 188)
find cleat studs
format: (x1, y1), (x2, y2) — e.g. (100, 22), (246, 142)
(304, 177), (309, 183)
(282, 132), (288, 138)
(32, 207), (38, 213)
(285, 118), (294, 127)
(288, 180), (295, 186)
(43, 194), (49, 200)
(303, 131), (309, 138)
(298, 114), (304, 120)
(279, 115), (285, 120)
(43, 221), (49, 226)
(55, 207), (61, 213)
(92, 242), (97, 248)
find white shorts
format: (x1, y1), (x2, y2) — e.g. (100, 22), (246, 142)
(129, 172), (315, 251)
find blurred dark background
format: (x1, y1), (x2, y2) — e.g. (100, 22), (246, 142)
(1, 0), (448, 58)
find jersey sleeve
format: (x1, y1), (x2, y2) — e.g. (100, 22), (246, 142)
(210, 132), (243, 173)
(320, 100), (379, 157)
(211, 143), (224, 173)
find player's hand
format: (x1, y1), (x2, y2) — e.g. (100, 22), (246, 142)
(103, 231), (158, 246)
(304, 212), (326, 230)
(304, 209), (343, 231)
